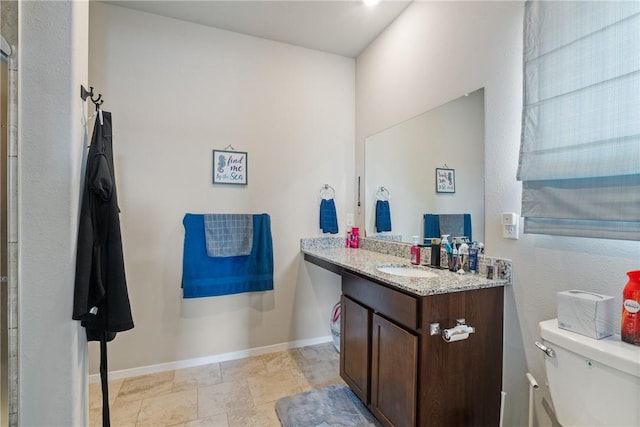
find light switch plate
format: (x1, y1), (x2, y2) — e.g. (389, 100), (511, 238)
(346, 213), (354, 226)
(502, 212), (517, 225)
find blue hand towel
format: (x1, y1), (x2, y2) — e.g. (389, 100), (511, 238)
(424, 214), (440, 239)
(375, 200), (392, 232)
(204, 214), (253, 257)
(319, 199), (338, 234)
(182, 213), (273, 298)
(463, 213), (472, 242)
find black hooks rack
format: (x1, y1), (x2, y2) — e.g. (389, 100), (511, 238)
(80, 85), (104, 111)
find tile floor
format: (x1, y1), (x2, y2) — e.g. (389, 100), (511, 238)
(89, 342), (344, 427)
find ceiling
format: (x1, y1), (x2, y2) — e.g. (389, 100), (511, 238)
(104, 1), (413, 58)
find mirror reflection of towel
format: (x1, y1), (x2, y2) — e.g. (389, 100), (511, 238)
(423, 213), (472, 241)
(424, 214), (440, 238)
(320, 199), (339, 234)
(438, 214), (472, 241)
(375, 200), (392, 232)
(438, 214), (465, 238)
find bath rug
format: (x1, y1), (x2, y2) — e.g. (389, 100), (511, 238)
(276, 384), (381, 427)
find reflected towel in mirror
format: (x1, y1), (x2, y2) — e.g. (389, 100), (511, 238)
(424, 213), (472, 241)
(375, 200), (392, 232)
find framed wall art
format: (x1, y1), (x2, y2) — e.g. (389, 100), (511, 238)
(436, 168), (455, 193)
(213, 149), (248, 185)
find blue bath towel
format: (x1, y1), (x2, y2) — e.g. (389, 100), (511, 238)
(182, 213), (273, 298)
(375, 200), (392, 232)
(319, 199), (338, 234)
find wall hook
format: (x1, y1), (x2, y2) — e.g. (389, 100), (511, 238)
(80, 84), (105, 111)
(80, 85), (93, 101)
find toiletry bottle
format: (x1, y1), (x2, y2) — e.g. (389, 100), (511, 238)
(440, 235), (449, 269)
(430, 238), (441, 268)
(450, 241), (459, 271)
(459, 242), (469, 272)
(411, 236), (420, 265)
(346, 230), (351, 248)
(621, 270), (640, 346)
(350, 227), (359, 248)
(468, 243), (479, 273)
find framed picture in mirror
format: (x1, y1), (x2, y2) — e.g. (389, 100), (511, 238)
(436, 168), (455, 193)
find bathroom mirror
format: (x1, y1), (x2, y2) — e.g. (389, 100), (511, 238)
(364, 88), (485, 243)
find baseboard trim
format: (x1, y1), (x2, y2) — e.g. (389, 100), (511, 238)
(88, 335), (333, 384)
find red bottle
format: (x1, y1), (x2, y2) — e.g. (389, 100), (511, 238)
(621, 270), (640, 346)
(410, 236), (420, 265)
(350, 227), (359, 248)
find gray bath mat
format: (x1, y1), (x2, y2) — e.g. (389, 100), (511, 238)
(275, 384), (382, 427)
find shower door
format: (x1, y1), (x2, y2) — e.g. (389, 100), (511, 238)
(1, 24), (16, 425)
(0, 35), (9, 427)
(0, 37), (8, 427)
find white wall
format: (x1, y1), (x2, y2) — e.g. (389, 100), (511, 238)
(356, 2), (640, 426)
(18, 1), (88, 425)
(87, 3), (351, 373)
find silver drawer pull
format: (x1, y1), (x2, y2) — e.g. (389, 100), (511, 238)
(535, 341), (555, 358)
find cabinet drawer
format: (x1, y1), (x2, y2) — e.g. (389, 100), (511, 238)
(342, 271), (418, 330)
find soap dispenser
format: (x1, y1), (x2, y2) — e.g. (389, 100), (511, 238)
(411, 236), (421, 265)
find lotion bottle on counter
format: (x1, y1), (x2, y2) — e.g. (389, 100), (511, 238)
(410, 236), (421, 265)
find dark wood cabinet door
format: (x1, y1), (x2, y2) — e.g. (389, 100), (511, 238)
(419, 286), (504, 427)
(371, 313), (418, 427)
(340, 295), (370, 404)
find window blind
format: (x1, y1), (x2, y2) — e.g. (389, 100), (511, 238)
(518, 0), (640, 240)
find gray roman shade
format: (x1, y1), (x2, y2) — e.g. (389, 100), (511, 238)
(518, 0), (640, 240)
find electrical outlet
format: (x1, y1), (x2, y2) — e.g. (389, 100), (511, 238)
(346, 213), (354, 226)
(502, 212), (519, 239)
(503, 223), (519, 239)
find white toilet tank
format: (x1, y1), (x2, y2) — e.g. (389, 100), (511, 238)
(539, 319), (640, 427)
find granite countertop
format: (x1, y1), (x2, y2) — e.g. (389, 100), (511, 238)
(302, 240), (507, 297)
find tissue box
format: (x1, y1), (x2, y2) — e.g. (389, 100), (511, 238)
(557, 290), (615, 339)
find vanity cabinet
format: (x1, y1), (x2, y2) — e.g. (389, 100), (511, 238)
(340, 270), (503, 427)
(340, 295), (370, 403)
(371, 312), (418, 426)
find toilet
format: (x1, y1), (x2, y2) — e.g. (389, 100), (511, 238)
(539, 319), (640, 426)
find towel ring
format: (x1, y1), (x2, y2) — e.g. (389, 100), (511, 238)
(376, 186), (390, 201)
(320, 184), (335, 200)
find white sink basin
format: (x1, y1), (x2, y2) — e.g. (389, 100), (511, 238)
(377, 265), (438, 278)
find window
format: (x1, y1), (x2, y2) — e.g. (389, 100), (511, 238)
(517, 1), (640, 240)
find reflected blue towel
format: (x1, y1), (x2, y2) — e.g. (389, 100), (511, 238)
(182, 213), (273, 298)
(204, 214), (253, 257)
(375, 200), (392, 232)
(424, 213), (472, 241)
(319, 199), (338, 234)
(438, 214), (465, 239)
(424, 214), (440, 239)
(463, 213), (472, 241)
(438, 213), (472, 241)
